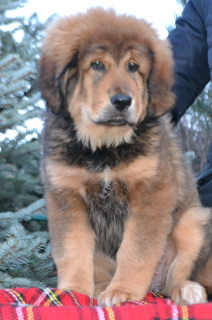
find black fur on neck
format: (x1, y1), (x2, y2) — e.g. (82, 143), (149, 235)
(43, 108), (160, 171)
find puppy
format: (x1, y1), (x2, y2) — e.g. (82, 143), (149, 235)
(39, 8), (212, 306)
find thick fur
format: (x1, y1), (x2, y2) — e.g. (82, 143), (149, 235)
(39, 8), (212, 306)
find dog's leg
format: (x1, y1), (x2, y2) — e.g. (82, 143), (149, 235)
(98, 198), (173, 306)
(164, 207), (211, 304)
(94, 252), (116, 298)
(45, 190), (95, 297)
(196, 255), (212, 295)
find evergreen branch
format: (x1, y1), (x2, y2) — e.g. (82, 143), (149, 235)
(0, 54), (19, 71)
(0, 16), (25, 25)
(195, 99), (212, 117)
(15, 92), (41, 109)
(11, 68), (36, 83)
(0, 98), (15, 108)
(0, 199), (46, 220)
(0, 80), (30, 95)
(0, 0), (27, 13)
(0, 272), (45, 288)
(0, 109), (42, 131)
(0, 228), (48, 267)
(0, 93), (41, 111)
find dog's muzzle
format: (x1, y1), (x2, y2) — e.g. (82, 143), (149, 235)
(92, 94), (136, 127)
(100, 94), (134, 126)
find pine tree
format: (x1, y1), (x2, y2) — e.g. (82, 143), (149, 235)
(0, 0), (56, 287)
(0, 0), (44, 212)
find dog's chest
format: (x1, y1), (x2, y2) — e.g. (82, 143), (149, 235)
(85, 180), (129, 258)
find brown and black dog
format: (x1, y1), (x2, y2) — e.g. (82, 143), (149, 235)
(39, 8), (212, 306)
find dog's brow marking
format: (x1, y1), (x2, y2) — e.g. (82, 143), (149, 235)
(125, 45), (135, 51)
(88, 45), (111, 54)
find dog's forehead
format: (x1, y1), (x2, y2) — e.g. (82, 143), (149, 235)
(77, 16), (158, 61)
(79, 27), (154, 62)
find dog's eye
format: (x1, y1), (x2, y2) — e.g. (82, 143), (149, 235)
(91, 61), (105, 71)
(128, 62), (139, 73)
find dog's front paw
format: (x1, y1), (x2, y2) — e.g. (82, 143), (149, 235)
(98, 288), (141, 307)
(171, 281), (207, 305)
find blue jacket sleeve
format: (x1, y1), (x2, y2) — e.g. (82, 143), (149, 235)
(168, 0), (210, 124)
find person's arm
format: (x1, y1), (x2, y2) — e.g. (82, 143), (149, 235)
(168, 0), (210, 124)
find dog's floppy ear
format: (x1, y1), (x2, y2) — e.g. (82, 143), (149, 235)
(147, 39), (175, 117)
(38, 16), (82, 112)
(39, 51), (78, 112)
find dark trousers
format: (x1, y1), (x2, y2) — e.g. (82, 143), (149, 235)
(198, 174), (212, 207)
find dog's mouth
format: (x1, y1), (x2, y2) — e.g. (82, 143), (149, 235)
(94, 117), (134, 127)
(100, 118), (129, 126)
(89, 107), (137, 127)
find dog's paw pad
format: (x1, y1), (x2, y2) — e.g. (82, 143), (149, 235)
(98, 288), (140, 307)
(171, 281), (207, 305)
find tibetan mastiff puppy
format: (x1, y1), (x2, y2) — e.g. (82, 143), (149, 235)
(39, 8), (212, 306)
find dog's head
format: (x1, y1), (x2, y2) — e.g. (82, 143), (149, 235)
(39, 8), (175, 151)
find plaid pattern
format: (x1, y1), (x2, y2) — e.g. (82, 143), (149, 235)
(0, 288), (212, 319)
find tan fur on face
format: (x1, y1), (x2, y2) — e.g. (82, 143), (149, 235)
(68, 46), (152, 150)
(67, 47), (150, 151)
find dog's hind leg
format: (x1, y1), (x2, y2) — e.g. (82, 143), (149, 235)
(164, 207), (211, 304)
(195, 251), (212, 295)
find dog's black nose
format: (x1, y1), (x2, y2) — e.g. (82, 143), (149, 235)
(110, 94), (132, 111)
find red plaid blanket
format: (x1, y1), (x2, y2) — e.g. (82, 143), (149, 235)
(1, 288), (212, 319)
